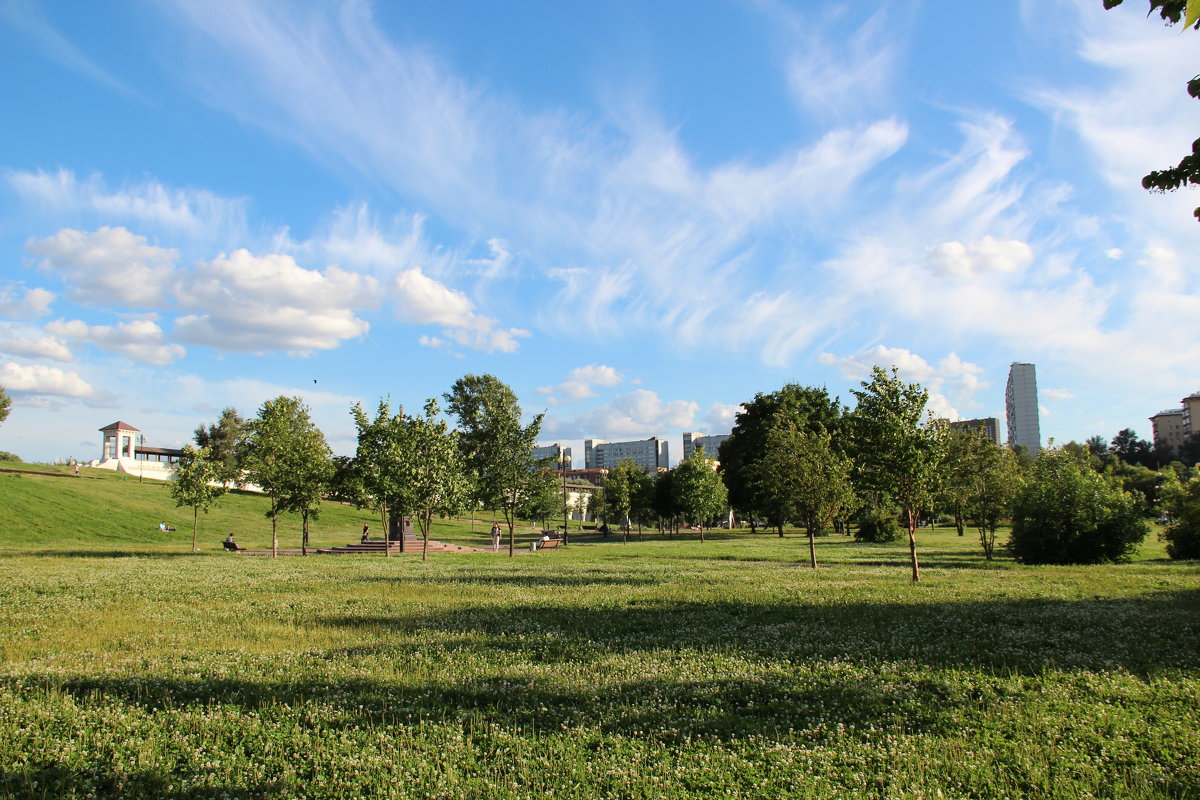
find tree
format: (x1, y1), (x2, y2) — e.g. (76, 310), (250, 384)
(672, 448), (728, 542)
(652, 470), (682, 536)
(719, 384), (843, 536)
(1104, 0), (1200, 220)
(1160, 472), (1200, 558)
(0, 385), (10, 428)
(281, 424), (333, 556)
(398, 399), (471, 562)
(849, 366), (948, 582)
(630, 469), (656, 539)
(939, 429), (983, 537)
(518, 466), (561, 530)
(169, 445), (226, 552)
(444, 374), (543, 557)
(1181, 432), (1200, 466)
(1009, 447), (1148, 564)
(1110, 428), (1154, 468)
(241, 396), (330, 558)
(1084, 435), (1109, 459)
(351, 399), (408, 557)
(967, 440), (1024, 561)
(194, 407), (249, 487)
(603, 459), (643, 543)
(444, 374), (519, 505)
(757, 421), (854, 568)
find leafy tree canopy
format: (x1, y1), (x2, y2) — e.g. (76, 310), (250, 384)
(0, 385), (10, 428)
(718, 384), (842, 523)
(1104, 0), (1200, 220)
(1010, 447), (1148, 564)
(849, 366), (947, 582)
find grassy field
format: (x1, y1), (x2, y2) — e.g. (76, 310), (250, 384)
(0, 462), (1198, 798)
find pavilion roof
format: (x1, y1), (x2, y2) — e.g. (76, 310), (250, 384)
(99, 421), (140, 432)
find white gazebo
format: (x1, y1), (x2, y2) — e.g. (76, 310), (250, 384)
(92, 421), (183, 480)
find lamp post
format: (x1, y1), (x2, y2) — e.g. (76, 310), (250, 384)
(561, 450), (569, 546)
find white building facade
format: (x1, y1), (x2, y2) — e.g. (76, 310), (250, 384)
(681, 431), (731, 462)
(584, 437), (669, 473)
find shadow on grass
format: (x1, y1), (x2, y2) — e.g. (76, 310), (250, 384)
(0, 549), (201, 560)
(0, 766), (283, 800)
(311, 589), (1200, 676)
(354, 569), (662, 588)
(11, 668), (962, 748)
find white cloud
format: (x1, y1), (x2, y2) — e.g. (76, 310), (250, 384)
(8, 169), (248, 242)
(0, 361), (96, 400)
(45, 319), (185, 366)
(0, 330), (72, 362)
(275, 203), (449, 278)
(777, 7), (901, 121)
(1042, 388), (1075, 400)
(567, 390), (699, 439)
(175, 249), (376, 354)
(1105, 248), (1123, 260)
(819, 346), (990, 421)
(26, 226), (178, 307)
(554, 364), (624, 401)
(0, 284), (54, 319)
(393, 267), (528, 353)
(702, 402), (743, 434)
(925, 236), (1034, 278)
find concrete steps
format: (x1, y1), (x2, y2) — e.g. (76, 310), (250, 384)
(315, 537), (482, 555)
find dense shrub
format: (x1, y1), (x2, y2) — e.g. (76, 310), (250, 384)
(855, 506), (901, 543)
(1162, 475), (1200, 560)
(0, 451), (20, 462)
(1010, 448), (1147, 564)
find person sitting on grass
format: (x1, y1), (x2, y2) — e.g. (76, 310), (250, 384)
(223, 534), (245, 551)
(159, 521), (176, 532)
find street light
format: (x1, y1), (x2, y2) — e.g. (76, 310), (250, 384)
(561, 450), (569, 546)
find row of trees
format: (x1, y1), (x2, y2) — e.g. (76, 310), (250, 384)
(169, 366), (1198, 572)
(172, 374), (548, 559)
(703, 368), (1197, 578)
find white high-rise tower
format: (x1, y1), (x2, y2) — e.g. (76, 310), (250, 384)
(1005, 362), (1040, 454)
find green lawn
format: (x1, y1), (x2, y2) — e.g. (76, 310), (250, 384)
(1, 463), (1197, 798)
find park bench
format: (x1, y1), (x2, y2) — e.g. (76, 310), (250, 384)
(222, 540), (245, 551)
(537, 538), (561, 550)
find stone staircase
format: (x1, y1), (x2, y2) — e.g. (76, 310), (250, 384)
(316, 536), (483, 555)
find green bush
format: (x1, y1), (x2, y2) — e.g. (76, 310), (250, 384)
(1010, 448), (1147, 564)
(854, 505), (901, 543)
(0, 452), (20, 462)
(1162, 475), (1200, 559)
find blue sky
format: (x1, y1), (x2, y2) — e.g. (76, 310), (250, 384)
(1, 0), (1197, 465)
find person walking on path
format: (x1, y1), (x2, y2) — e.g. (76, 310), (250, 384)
(491, 522), (502, 552)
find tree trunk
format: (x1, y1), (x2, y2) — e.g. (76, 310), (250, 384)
(777, 523), (784, 538)
(954, 510), (965, 537)
(271, 500), (278, 559)
(807, 525), (817, 569)
(422, 512), (429, 562)
(301, 511), (308, 556)
(192, 506), (199, 552)
(380, 505), (389, 558)
(907, 507), (920, 582)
